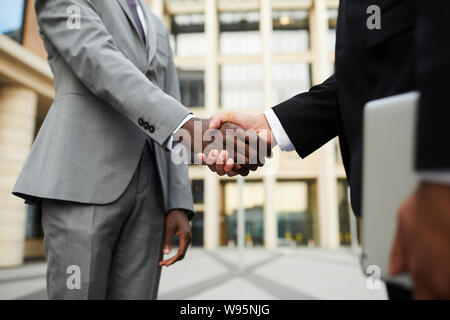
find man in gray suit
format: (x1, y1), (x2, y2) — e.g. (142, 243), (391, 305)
(12, 0), (212, 300)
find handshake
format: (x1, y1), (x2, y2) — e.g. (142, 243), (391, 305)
(175, 111), (274, 176)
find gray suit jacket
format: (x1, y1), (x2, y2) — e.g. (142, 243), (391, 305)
(13, 0), (194, 214)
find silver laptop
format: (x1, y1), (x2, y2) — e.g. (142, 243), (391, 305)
(361, 92), (420, 288)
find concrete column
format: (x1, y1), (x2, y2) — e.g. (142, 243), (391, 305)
(148, 0), (170, 27)
(0, 87), (38, 267)
(310, 0), (339, 249)
(149, 0), (164, 18)
(204, 0), (220, 250)
(261, 0), (277, 250)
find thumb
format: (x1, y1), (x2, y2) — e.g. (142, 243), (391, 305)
(163, 226), (175, 255)
(389, 216), (408, 276)
(209, 111), (234, 129)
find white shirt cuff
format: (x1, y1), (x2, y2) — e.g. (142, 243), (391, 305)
(264, 109), (295, 152)
(166, 114), (194, 151)
(420, 171), (450, 186)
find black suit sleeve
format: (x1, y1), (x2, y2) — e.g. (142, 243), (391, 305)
(272, 74), (339, 159)
(415, 1), (450, 170)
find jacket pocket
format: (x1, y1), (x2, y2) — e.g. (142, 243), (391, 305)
(156, 32), (170, 64)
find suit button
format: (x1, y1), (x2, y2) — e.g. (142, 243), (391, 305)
(143, 123), (149, 130)
(138, 118), (144, 126)
(149, 125), (155, 133)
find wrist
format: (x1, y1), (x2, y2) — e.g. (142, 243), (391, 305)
(256, 114), (274, 147)
(180, 117), (195, 134)
(179, 118), (210, 152)
(168, 209), (189, 219)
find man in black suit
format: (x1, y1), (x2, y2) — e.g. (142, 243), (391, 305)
(202, 0), (450, 299)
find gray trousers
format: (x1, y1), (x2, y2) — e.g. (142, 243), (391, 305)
(42, 145), (166, 300)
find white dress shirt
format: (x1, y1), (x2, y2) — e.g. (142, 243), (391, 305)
(136, 1), (147, 38)
(264, 109), (450, 186)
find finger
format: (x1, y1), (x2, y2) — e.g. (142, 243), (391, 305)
(245, 164), (259, 172)
(234, 129), (262, 167)
(230, 165), (250, 177)
(196, 153), (206, 165)
(215, 150), (228, 176)
(257, 129), (273, 158)
(389, 211), (408, 276)
(237, 140), (259, 171)
(207, 150), (219, 174)
(206, 149), (220, 167)
(209, 114), (222, 130)
(197, 153), (222, 172)
(162, 224), (175, 256)
(224, 158), (247, 177)
(223, 127), (261, 169)
(222, 152), (248, 177)
(257, 136), (271, 163)
(209, 111), (234, 129)
(222, 158), (238, 177)
(239, 129), (271, 165)
(200, 151), (222, 167)
(198, 153), (219, 175)
(224, 158), (235, 173)
(160, 230), (191, 267)
(239, 168), (250, 177)
(227, 132), (249, 165)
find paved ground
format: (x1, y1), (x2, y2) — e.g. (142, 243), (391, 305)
(0, 248), (387, 300)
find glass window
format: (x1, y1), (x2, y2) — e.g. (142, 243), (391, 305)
(0, 0), (26, 43)
(328, 9), (338, 28)
(276, 181), (318, 247)
(219, 11), (261, 55)
(338, 179), (353, 246)
(191, 211), (204, 247)
(190, 180), (204, 247)
(192, 179), (204, 204)
(220, 63), (263, 110)
(26, 205), (43, 239)
(272, 62), (311, 105)
(273, 30), (309, 54)
(336, 139), (344, 167)
(328, 29), (336, 52)
(171, 13), (205, 34)
(223, 181), (264, 247)
(171, 13), (206, 57)
(176, 33), (207, 56)
(272, 10), (310, 54)
(328, 9), (338, 53)
(178, 69), (205, 107)
(220, 31), (261, 55)
(220, 11), (260, 32)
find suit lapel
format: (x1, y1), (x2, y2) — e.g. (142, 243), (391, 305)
(139, 1), (157, 68)
(118, 0), (147, 52)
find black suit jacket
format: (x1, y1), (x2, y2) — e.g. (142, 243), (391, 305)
(273, 0), (450, 216)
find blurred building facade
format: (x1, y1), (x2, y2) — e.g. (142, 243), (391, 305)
(0, 0), (54, 267)
(164, 0), (356, 251)
(0, 0), (356, 268)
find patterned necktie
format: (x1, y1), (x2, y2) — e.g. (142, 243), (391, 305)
(126, 0), (148, 49)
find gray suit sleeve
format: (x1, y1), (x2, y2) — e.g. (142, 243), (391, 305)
(35, 0), (191, 146)
(162, 30), (195, 218)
